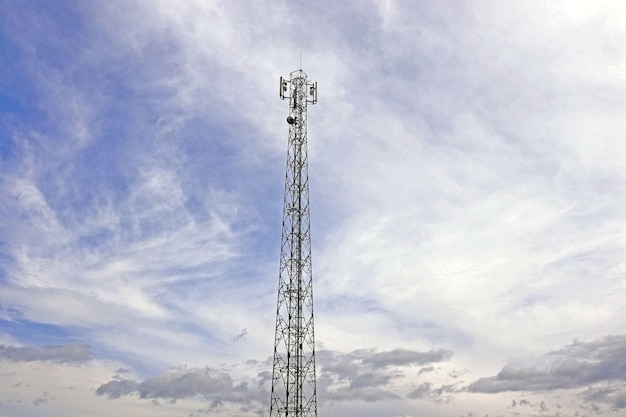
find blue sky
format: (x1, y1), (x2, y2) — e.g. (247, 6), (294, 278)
(1, 1), (626, 416)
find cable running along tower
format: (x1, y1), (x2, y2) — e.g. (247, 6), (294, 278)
(270, 69), (318, 417)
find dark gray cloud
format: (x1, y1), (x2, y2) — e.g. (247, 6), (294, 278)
(96, 366), (264, 407)
(349, 372), (393, 390)
(361, 348), (453, 368)
(33, 391), (56, 407)
(0, 344), (91, 364)
(319, 347), (452, 377)
(407, 381), (463, 403)
(578, 384), (626, 410)
(95, 378), (139, 399)
(417, 365), (435, 376)
(317, 347), (453, 403)
(468, 334), (626, 409)
(321, 386), (402, 403)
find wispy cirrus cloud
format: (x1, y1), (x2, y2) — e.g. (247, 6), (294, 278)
(2, 1), (626, 417)
(0, 344), (91, 364)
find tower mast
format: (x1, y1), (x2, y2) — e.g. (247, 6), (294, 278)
(270, 69), (318, 417)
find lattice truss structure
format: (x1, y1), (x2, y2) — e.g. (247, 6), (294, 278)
(270, 69), (318, 417)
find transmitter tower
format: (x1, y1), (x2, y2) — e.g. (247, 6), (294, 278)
(270, 69), (318, 417)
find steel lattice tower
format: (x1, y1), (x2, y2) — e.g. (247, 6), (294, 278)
(270, 69), (318, 417)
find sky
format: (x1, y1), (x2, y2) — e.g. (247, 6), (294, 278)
(1, 1), (626, 416)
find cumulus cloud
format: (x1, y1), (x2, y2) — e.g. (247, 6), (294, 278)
(96, 378), (139, 400)
(0, 344), (91, 364)
(95, 347), (453, 406)
(407, 381), (463, 403)
(468, 334), (626, 409)
(317, 347), (453, 402)
(96, 366), (263, 408)
(578, 384), (626, 410)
